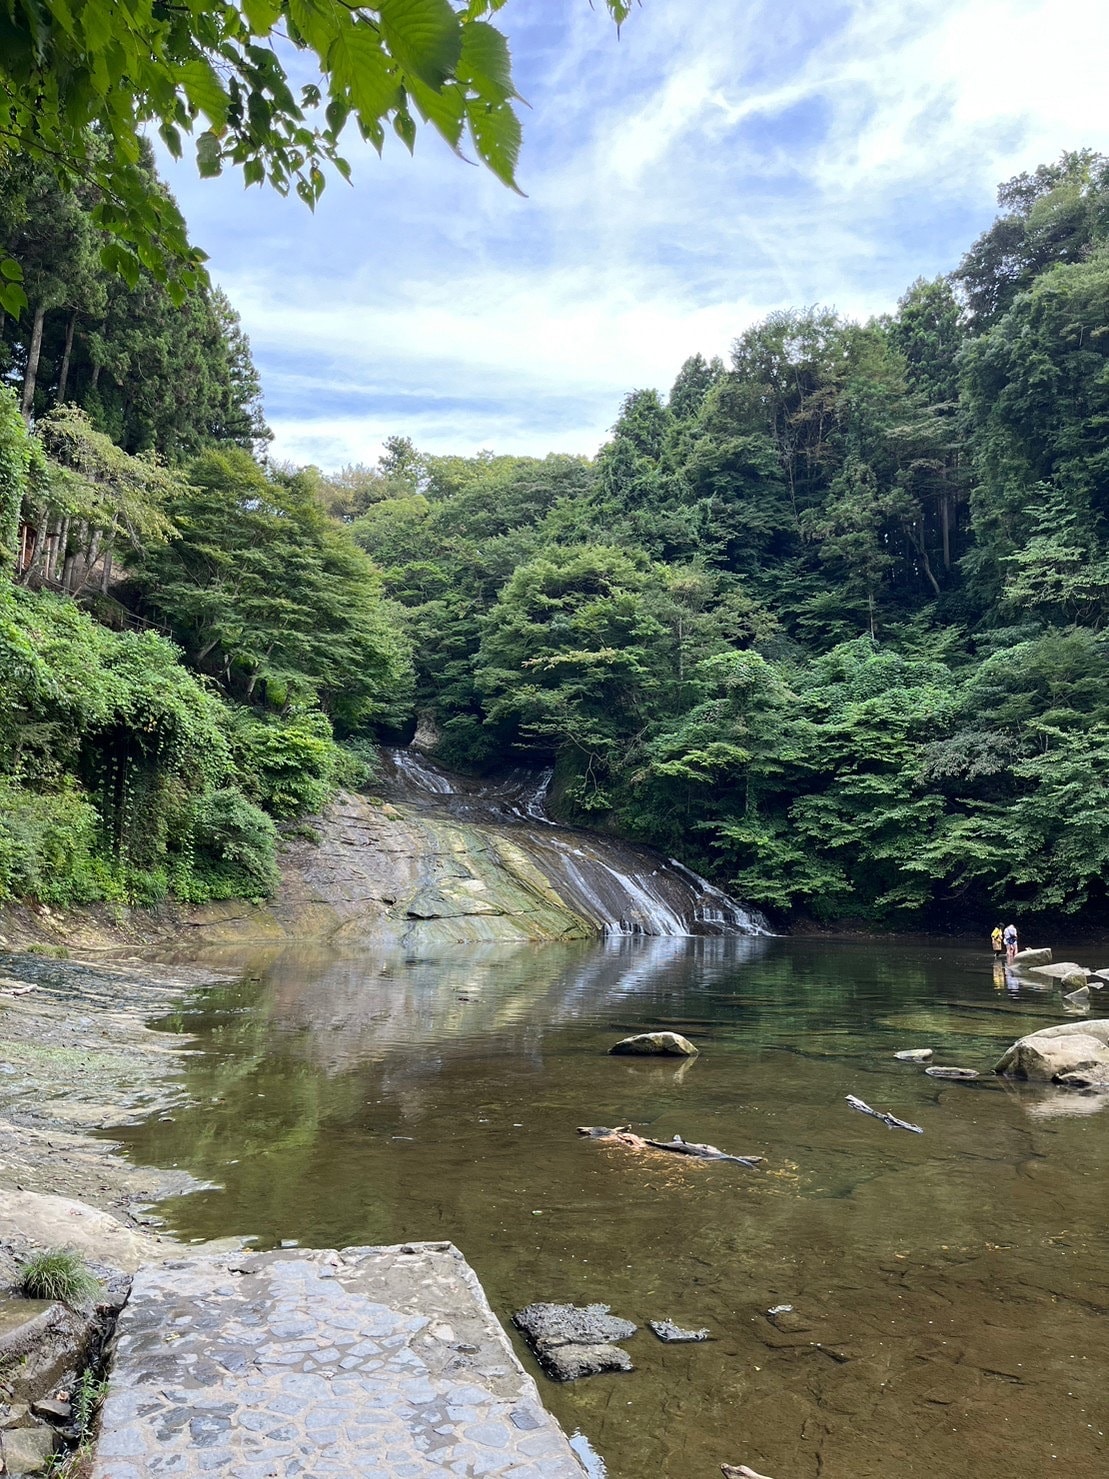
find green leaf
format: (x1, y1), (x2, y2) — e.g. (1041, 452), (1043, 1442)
(466, 96), (522, 192)
(0, 258), (23, 282)
(0, 281), (28, 317)
(393, 109), (417, 154)
(408, 77), (464, 150)
(242, 0), (282, 35)
(288, 0), (341, 55)
(457, 20), (515, 104)
(325, 97), (350, 134)
(243, 158), (265, 186)
(196, 131), (224, 178)
(329, 21), (402, 121)
(378, 0), (462, 90)
(178, 58), (230, 127)
(158, 121), (184, 159)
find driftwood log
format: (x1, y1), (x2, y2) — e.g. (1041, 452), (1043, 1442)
(578, 1126), (764, 1167)
(845, 1094), (923, 1134)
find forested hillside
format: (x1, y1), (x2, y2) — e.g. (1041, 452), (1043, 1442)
(351, 151), (1109, 929)
(2, 149), (1107, 929)
(0, 157), (412, 908)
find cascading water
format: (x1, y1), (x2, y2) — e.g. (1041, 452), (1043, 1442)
(378, 748), (769, 938)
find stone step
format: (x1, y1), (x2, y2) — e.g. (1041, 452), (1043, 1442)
(91, 1242), (585, 1479)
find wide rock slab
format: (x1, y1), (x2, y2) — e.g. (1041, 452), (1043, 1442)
(994, 1019), (1109, 1083)
(91, 1243), (584, 1479)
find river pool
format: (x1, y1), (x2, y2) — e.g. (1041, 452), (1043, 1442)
(115, 935), (1109, 1478)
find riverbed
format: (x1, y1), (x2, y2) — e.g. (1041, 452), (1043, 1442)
(99, 934), (1108, 1479)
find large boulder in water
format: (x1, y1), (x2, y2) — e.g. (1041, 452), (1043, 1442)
(1013, 947), (1052, 967)
(995, 1019), (1109, 1082)
(609, 1031), (698, 1057)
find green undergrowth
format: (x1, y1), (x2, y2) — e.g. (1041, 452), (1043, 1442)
(0, 582), (361, 910)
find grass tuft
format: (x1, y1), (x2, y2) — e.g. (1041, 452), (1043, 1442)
(20, 1247), (100, 1306)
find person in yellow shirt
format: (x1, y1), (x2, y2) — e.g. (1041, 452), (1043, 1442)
(991, 925), (1004, 959)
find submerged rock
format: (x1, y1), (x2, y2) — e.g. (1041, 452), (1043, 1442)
(1063, 986), (1091, 1008)
(995, 1020), (1109, 1083)
(609, 1031), (698, 1057)
(894, 1048), (933, 1061)
(924, 1066), (980, 1080)
(512, 1302), (637, 1381)
(648, 1319), (711, 1342)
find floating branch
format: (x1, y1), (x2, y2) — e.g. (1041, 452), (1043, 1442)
(845, 1094), (923, 1134)
(578, 1125), (764, 1167)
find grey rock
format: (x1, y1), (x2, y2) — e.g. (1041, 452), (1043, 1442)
(513, 1303), (637, 1382)
(1028, 962), (1087, 981)
(647, 1319), (710, 1343)
(1063, 986), (1091, 1008)
(0, 1298), (98, 1406)
(1013, 948), (1052, 966)
(29, 1398), (72, 1423)
(530, 1339), (633, 1381)
(995, 1019), (1109, 1082)
(924, 1066), (980, 1079)
(894, 1048), (933, 1061)
(609, 1031), (698, 1057)
(0, 1423), (58, 1474)
(512, 1303), (636, 1346)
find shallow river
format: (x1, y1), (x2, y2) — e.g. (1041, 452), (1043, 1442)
(115, 935), (1109, 1478)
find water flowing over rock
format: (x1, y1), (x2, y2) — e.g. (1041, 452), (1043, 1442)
(368, 749), (769, 944)
(178, 750), (767, 948)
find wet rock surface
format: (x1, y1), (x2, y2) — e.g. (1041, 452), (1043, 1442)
(512, 1302), (637, 1381)
(91, 1243), (583, 1478)
(0, 951), (224, 1217)
(648, 1319), (710, 1343)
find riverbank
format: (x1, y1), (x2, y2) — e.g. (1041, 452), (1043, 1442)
(0, 950), (227, 1221)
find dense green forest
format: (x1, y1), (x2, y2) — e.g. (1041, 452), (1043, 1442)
(2, 148), (1107, 928)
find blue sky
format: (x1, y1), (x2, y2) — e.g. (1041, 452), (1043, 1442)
(160, 0), (1109, 471)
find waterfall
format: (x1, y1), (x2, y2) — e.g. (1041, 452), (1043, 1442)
(378, 748), (770, 939)
(390, 749), (455, 795)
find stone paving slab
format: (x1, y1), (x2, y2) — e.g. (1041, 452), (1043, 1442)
(91, 1241), (585, 1479)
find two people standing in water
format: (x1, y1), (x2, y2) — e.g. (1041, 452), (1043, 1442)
(992, 923), (1019, 964)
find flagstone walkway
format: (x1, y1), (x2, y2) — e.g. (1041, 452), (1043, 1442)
(90, 1241), (585, 1479)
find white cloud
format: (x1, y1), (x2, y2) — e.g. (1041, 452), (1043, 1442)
(162, 0), (1109, 471)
